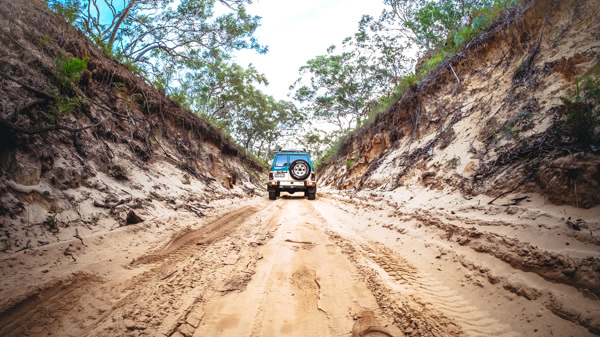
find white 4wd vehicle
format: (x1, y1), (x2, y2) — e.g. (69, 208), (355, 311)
(267, 148), (316, 200)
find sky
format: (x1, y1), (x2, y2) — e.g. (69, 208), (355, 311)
(233, 0), (386, 102)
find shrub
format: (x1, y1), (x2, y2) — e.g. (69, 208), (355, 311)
(315, 135), (345, 171)
(43, 205), (59, 232)
(42, 91), (85, 122)
(502, 110), (532, 140)
(345, 158), (353, 170)
(35, 34), (52, 49)
(447, 155), (461, 168)
(110, 163), (131, 181)
(561, 76), (600, 144)
(54, 52), (89, 87)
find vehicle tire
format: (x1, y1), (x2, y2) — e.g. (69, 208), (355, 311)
(308, 192), (316, 200)
(304, 190), (308, 197)
(289, 159), (311, 180)
(269, 191), (276, 200)
(276, 190), (280, 197)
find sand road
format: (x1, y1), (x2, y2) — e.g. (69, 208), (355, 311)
(0, 193), (597, 337)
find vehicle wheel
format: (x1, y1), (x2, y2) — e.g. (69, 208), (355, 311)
(269, 191), (276, 200)
(276, 190), (280, 197)
(304, 190), (308, 197)
(308, 192), (316, 200)
(289, 159), (311, 180)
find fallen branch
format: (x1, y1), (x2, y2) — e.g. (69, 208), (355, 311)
(501, 196), (529, 206)
(15, 240), (33, 252)
(73, 228), (84, 245)
(160, 269), (178, 281)
(468, 136), (478, 154)
(488, 173), (533, 205)
(185, 205), (206, 217)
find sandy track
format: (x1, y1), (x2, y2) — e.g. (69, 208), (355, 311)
(193, 197), (401, 337)
(1, 194), (597, 336)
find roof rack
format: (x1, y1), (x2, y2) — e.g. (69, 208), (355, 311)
(277, 147), (308, 153)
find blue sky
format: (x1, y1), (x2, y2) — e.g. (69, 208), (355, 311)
(233, 0), (385, 102)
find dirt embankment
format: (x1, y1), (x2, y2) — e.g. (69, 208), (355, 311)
(318, 0), (600, 210)
(0, 0), (264, 262)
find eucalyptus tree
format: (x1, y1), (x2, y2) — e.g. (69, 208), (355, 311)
(48, 0), (266, 76)
(291, 33), (408, 132)
(372, 0), (517, 53)
(229, 94), (304, 159)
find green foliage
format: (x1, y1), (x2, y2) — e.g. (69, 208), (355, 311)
(416, 51), (448, 80)
(68, 0), (265, 86)
(53, 52), (89, 87)
(35, 34), (52, 49)
(122, 58), (146, 77)
(241, 147), (269, 169)
(42, 91), (85, 122)
(43, 205), (59, 232)
(345, 149), (359, 170)
(362, 71), (420, 127)
(292, 32), (409, 132)
(315, 135), (346, 171)
(46, 0), (80, 24)
(126, 93), (143, 111)
(353, 0), (520, 132)
(110, 163), (131, 181)
(1, 238), (11, 252)
(168, 90), (191, 110)
(198, 114), (269, 168)
(501, 110), (532, 140)
(560, 76), (600, 144)
(447, 155), (461, 168)
(380, 0), (517, 52)
(112, 82), (125, 93)
(178, 161), (191, 170)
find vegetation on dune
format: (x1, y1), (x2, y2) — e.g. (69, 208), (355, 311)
(45, 0), (298, 162)
(46, 0), (521, 165)
(560, 75), (600, 145)
(295, 0), (520, 165)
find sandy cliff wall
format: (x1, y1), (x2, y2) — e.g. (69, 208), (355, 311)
(0, 0), (265, 252)
(319, 0), (600, 209)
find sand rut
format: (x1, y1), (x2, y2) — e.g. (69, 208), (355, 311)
(0, 273), (102, 337)
(131, 206), (260, 266)
(365, 244), (502, 331)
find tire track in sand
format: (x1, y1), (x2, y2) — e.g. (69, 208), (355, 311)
(132, 205), (260, 265)
(314, 196), (519, 337)
(189, 198), (403, 337)
(360, 242), (518, 337)
(0, 204), (273, 337)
